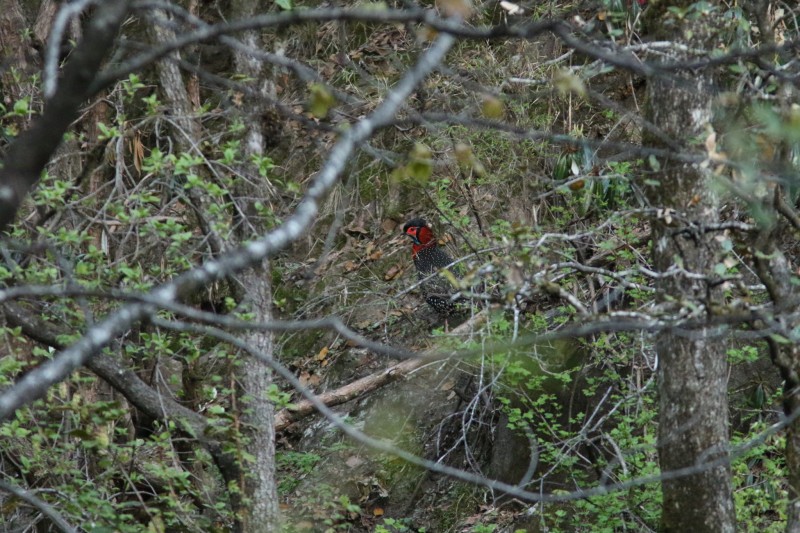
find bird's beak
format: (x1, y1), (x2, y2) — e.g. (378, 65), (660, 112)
(404, 229), (420, 245)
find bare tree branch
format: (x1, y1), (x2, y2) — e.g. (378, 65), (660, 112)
(272, 313), (488, 430)
(0, 478), (76, 533)
(0, 302), (243, 495)
(0, 0), (131, 233)
(0, 31), (456, 422)
(153, 313), (800, 505)
(42, 0), (96, 98)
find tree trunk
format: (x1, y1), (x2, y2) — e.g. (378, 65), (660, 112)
(752, 201), (800, 532)
(642, 3), (735, 531)
(0, 0), (37, 109)
(229, 0), (280, 528)
(234, 270), (279, 530)
(0, 0), (130, 233)
(146, 7), (280, 528)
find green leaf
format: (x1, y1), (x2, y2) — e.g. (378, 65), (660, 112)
(308, 83), (335, 118)
(406, 143), (433, 182)
(12, 98), (29, 116)
(275, 0), (293, 9)
(481, 96), (505, 119)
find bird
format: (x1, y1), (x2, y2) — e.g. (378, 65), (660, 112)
(402, 218), (461, 316)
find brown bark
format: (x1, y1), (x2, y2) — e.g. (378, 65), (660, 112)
(275, 356), (426, 431)
(274, 313), (486, 430)
(0, 0), (131, 233)
(1, 302), (243, 504)
(0, 1), (37, 109)
(752, 197), (800, 531)
(146, 11), (225, 257)
(642, 3), (735, 531)
(33, 0), (58, 46)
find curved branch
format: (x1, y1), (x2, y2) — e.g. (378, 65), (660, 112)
(0, 478), (76, 533)
(0, 31), (456, 422)
(0, 0), (131, 233)
(153, 313), (800, 505)
(1, 302), (244, 513)
(95, 5), (486, 92)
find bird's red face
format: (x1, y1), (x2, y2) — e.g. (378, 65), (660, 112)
(404, 223), (435, 256)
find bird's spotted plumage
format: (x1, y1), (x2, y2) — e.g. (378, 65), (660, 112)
(403, 219), (460, 316)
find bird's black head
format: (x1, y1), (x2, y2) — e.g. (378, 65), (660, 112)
(402, 218), (428, 233)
